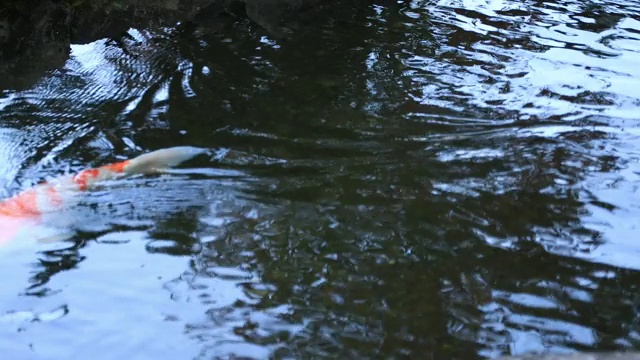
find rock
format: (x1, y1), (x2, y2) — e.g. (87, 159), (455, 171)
(0, 0), (332, 89)
(69, 0), (221, 44)
(0, 0), (71, 89)
(241, 0), (329, 39)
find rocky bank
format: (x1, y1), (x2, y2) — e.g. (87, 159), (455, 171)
(0, 0), (328, 88)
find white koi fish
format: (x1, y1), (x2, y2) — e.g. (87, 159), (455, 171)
(0, 146), (209, 246)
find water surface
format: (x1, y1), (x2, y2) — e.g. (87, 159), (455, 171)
(1, 0), (640, 358)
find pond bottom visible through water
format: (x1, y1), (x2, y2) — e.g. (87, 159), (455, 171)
(1, 0), (640, 359)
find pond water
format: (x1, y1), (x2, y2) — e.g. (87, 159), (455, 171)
(1, 0), (640, 358)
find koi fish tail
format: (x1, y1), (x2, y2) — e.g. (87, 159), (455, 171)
(0, 146), (209, 218)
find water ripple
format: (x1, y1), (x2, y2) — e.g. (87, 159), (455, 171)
(2, 0), (640, 359)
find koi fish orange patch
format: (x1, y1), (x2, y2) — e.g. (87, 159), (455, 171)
(0, 146), (209, 246)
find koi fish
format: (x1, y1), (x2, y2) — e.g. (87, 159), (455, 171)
(0, 146), (209, 247)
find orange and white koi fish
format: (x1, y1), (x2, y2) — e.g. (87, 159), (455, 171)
(0, 146), (209, 246)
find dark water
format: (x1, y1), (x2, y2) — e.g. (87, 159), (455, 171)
(1, 0), (640, 358)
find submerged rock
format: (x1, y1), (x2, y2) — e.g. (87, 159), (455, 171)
(229, 0), (327, 38)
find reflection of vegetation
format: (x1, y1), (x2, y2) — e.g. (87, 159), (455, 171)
(27, 240), (88, 296)
(163, 1), (640, 357)
(5, 0), (640, 358)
